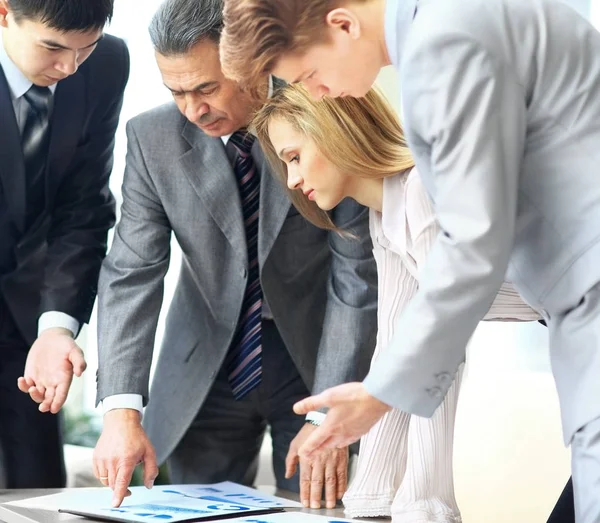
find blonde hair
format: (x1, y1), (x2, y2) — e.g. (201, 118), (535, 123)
(252, 84), (415, 229)
(221, 0), (370, 91)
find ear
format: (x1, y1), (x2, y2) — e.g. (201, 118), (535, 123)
(0, 0), (9, 28)
(325, 8), (362, 39)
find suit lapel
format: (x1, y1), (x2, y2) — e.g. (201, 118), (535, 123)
(255, 143), (291, 267)
(179, 120), (247, 264)
(0, 66), (27, 233)
(46, 71), (85, 204)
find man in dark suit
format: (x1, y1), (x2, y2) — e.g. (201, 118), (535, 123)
(0, 0), (129, 487)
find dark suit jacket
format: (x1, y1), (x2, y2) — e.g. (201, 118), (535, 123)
(0, 34), (129, 345)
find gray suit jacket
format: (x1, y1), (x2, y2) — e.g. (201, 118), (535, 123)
(365, 0), (600, 442)
(96, 103), (377, 463)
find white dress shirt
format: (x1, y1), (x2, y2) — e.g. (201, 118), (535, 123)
(0, 32), (78, 339)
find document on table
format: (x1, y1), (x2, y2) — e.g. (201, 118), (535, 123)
(60, 496), (280, 523)
(4, 482), (303, 522)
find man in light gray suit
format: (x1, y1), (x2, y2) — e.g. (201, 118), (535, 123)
(91, 0), (377, 510)
(220, 0), (600, 519)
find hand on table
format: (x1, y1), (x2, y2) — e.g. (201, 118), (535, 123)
(293, 382), (391, 458)
(286, 422), (348, 509)
(93, 409), (158, 507)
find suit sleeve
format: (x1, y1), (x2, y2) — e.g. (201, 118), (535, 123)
(39, 39), (130, 328)
(406, 174), (539, 323)
(311, 199), (378, 396)
(95, 120), (172, 406)
(363, 35), (527, 417)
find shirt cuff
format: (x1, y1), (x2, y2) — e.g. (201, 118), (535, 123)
(38, 311), (80, 338)
(102, 394), (144, 416)
(305, 411), (327, 426)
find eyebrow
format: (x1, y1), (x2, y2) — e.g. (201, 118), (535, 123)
(278, 147), (293, 158)
(165, 81), (219, 95)
(40, 34), (104, 51)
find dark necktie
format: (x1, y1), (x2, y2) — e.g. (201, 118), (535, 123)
(224, 130), (263, 400)
(22, 84), (52, 226)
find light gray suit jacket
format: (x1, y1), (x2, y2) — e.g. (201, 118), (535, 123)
(365, 0), (600, 442)
(96, 103), (377, 464)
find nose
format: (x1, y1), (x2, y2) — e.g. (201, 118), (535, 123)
(184, 95), (210, 122)
(55, 51), (79, 76)
(287, 168), (303, 191)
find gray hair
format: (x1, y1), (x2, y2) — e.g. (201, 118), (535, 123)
(149, 0), (224, 56)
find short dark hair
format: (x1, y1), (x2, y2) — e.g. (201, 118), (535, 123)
(149, 0), (223, 56)
(8, 0), (114, 31)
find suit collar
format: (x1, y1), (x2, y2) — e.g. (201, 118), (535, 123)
(180, 119), (248, 264)
(33, 68), (85, 230)
(179, 118), (290, 267)
(47, 70), (85, 180)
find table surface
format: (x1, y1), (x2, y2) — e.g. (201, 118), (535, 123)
(0, 488), (388, 522)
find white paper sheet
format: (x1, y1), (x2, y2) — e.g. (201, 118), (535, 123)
(6, 488), (105, 510)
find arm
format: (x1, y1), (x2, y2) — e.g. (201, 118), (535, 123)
(19, 40), (130, 413)
(293, 64), (526, 450)
(96, 119), (172, 407)
(93, 118), (172, 506)
(406, 173), (539, 323)
(40, 40), (130, 325)
(311, 199), (378, 394)
(288, 199), (378, 509)
(363, 35), (526, 417)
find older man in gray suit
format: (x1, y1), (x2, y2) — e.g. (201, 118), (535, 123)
(91, 0), (377, 510)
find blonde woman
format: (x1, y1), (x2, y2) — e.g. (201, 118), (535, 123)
(252, 84), (539, 522)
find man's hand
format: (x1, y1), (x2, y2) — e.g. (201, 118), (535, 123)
(93, 409), (158, 507)
(293, 383), (392, 458)
(17, 327), (86, 413)
(286, 423), (348, 509)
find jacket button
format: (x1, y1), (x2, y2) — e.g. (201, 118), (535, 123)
(241, 268), (247, 278)
(435, 372), (451, 386)
(427, 386), (443, 399)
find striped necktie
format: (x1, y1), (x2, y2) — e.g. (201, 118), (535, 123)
(225, 130), (263, 400)
(22, 84), (52, 226)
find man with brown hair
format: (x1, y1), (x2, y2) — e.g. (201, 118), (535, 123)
(220, 0), (600, 521)
(220, 0), (382, 99)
